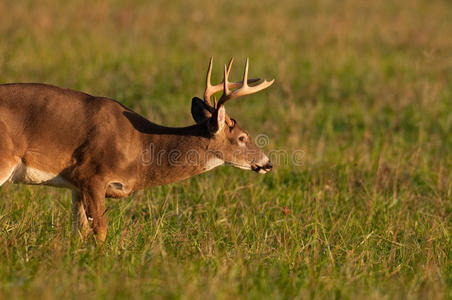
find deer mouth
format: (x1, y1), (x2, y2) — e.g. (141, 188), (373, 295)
(251, 162), (273, 174)
(225, 162), (251, 170)
(225, 161), (272, 173)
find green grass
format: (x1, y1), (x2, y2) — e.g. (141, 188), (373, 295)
(0, 0), (451, 299)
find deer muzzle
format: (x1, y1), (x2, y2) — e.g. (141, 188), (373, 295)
(251, 161), (273, 174)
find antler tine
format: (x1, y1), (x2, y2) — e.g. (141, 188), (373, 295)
(226, 57), (234, 74)
(202, 57), (260, 107)
(203, 57), (214, 106)
(223, 64), (230, 96)
(217, 58), (275, 107)
(243, 57), (249, 87)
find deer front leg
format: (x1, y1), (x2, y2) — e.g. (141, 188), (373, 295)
(71, 190), (91, 238)
(81, 184), (108, 243)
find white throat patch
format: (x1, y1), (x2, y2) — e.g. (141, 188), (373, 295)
(204, 157), (224, 171)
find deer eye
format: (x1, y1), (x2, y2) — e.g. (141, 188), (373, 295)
(238, 135), (246, 142)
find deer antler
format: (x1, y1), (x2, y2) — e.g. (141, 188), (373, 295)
(203, 57), (260, 107)
(217, 58), (275, 108)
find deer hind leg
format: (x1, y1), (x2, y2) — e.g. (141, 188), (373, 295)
(72, 190), (91, 238)
(0, 124), (18, 187)
(0, 155), (19, 187)
(0, 164), (16, 186)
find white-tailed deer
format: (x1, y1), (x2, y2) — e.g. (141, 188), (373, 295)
(0, 58), (274, 242)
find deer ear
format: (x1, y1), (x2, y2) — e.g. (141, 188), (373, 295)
(209, 105), (226, 134)
(191, 97), (214, 124)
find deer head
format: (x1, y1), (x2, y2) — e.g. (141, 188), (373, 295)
(191, 58), (274, 174)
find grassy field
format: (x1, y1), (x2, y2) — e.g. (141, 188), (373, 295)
(0, 0), (451, 299)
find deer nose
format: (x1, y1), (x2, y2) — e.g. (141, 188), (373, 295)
(264, 161), (272, 171)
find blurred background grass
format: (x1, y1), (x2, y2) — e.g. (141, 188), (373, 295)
(0, 0), (451, 299)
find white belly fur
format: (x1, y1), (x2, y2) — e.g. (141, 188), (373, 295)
(10, 162), (75, 189)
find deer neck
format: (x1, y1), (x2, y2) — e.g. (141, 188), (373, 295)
(135, 122), (223, 189)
